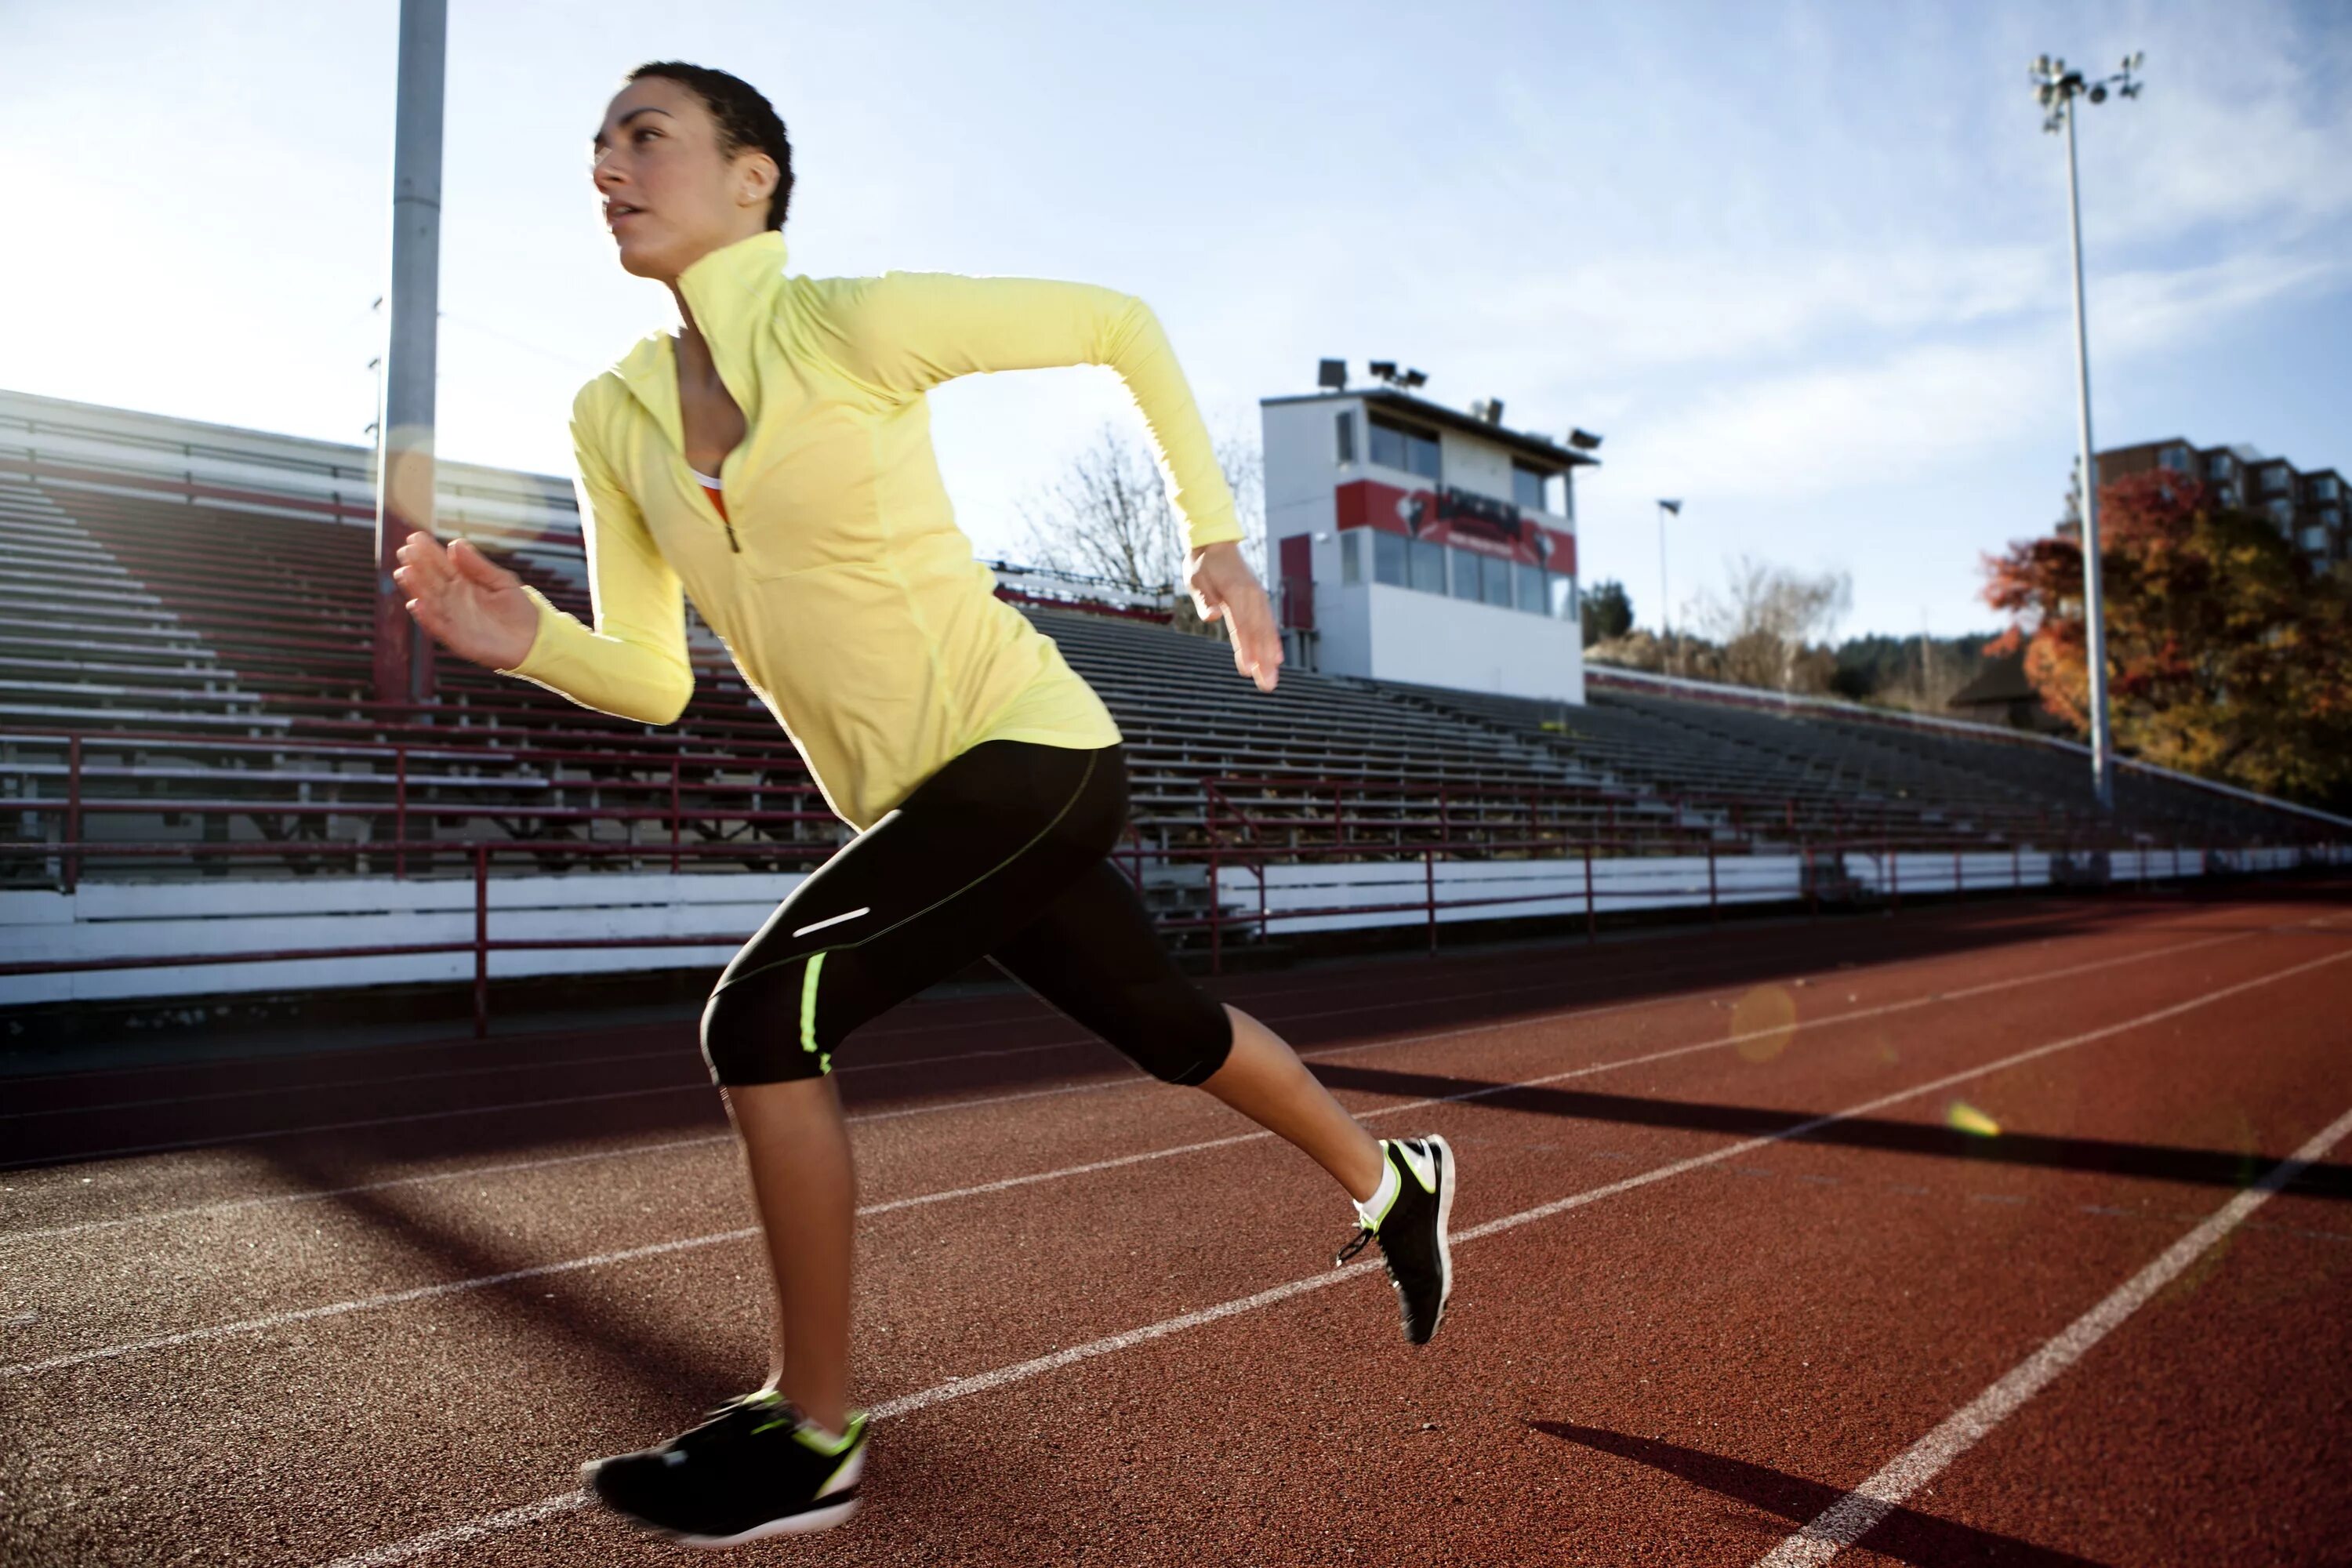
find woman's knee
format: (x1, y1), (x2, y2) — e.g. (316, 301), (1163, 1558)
(1128, 986), (1234, 1086)
(700, 962), (829, 1086)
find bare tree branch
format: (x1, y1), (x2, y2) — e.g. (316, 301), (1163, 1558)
(1687, 554), (1852, 692)
(1016, 422), (1266, 596)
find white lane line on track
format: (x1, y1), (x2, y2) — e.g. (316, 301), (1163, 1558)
(1751, 1095), (2352, 1568)
(1, 916), (2249, 1232)
(308, 942), (2352, 1568)
(0, 929), (2252, 1371)
(0, 944), (1887, 1231)
(4, 923), (2281, 1379)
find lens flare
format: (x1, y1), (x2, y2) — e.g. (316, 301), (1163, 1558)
(1946, 1100), (2002, 1138)
(1731, 985), (1798, 1062)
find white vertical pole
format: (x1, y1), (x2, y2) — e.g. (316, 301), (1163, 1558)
(2063, 96), (2115, 811)
(1657, 501), (1671, 640)
(374, 0), (447, 708)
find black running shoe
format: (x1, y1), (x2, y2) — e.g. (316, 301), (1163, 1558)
(1336, 1134), (1456, 1344)
(581, 1389), (867, 1547)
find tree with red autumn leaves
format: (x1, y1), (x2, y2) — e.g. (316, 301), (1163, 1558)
(1982, 469), (2352, 811)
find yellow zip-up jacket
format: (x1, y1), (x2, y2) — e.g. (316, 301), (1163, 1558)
(502, 228), (1243, 829)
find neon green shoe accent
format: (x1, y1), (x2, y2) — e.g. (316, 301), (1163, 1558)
(800, 952), (826, 1056)
(788, 1410), (868, 1457)
(1392, 1138), (1439, 1196)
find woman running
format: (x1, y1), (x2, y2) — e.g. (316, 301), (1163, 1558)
(393, 60), (1457, 1548)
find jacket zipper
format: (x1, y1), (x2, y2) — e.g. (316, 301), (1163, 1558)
(690, 463), (741, 551)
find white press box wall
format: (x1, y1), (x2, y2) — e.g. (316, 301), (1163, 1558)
(1258, 391), (1586, 703)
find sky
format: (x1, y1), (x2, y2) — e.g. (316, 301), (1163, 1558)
(6, 0), (2347, 639)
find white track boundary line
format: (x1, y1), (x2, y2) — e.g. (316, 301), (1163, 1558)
(0, 930), (2258, 1371)
(3, 917), (2245, 1232)
(307, 942), (2352, 1568)
(1752, 1094), (2352, 1567)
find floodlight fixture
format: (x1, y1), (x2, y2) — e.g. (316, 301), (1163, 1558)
(1567, 427), (1602, 451)
(2027, 45), (2144, 812)
(1398, 368), (1428, 388)
(1367, 359), (1398, 382)
(1317, 358), (1347, 390)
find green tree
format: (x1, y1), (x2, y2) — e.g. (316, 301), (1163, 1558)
(1982, 470), (2352, 808)
(1581, 579), (1633, 646)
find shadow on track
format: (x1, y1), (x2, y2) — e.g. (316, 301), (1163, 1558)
(1316, 1065), (2352, 1200)
(261, 1142), (754, 1418)
(1530, 1421), (2115, 1566)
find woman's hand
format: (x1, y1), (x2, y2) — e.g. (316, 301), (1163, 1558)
(392, 531), (541, 671)
(1185, 541), (1283, 693)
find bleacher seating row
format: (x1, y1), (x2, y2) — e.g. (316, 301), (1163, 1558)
(0, 445), (2333, 905)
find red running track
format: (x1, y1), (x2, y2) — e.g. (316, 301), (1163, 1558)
(2, 887), (2350, 1566)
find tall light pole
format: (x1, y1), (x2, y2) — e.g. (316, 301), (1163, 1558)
(374, 0), (448, 709)
(1656, 499), (1681, 641)
(2031, 51), (2142, 812)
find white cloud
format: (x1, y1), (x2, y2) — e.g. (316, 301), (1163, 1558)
(1599, 236), (2344, 508)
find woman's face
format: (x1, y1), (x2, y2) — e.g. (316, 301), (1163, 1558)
(591, 77), (776, 283)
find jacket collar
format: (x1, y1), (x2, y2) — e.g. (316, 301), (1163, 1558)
(611, 229), (789, 455)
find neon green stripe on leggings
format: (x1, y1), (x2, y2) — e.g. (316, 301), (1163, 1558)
(800, 951), (826, 1060)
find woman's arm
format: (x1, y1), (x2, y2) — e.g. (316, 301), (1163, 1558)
(819, 270), (1279, 687)
(397, 404), (695, 725)
(822, 272), (1245, 553)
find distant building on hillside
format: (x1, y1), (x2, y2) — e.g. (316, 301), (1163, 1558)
(1260, 361), (1599, 702)
(1947, 649), (2070, 735)
(2089, 437), (2346, 572)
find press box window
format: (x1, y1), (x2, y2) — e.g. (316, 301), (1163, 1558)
(1550, 574), (1578, 620)
(1371, 529), (1408, 586)
(1334, 410), (1355, 464)
(1407, 537), (1446, 593)
(1512, 464), (1552, 512)
(1368, 416), (1441, 482)
(1448, 546), (1483, 601)
(1480, 555), (1513, 608)
(1514, 561), (1547, 614)
(1340, 531), (1362, 584)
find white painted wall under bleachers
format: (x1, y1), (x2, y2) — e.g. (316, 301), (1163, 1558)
(0, 870), (804, 1005)
(1838, 851), (2060, 895)
(1207, 844), (2348, 938)
(1215, 853), (1808, 936)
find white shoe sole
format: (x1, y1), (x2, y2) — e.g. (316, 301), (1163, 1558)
(1427, 1133), (1457, 1339)
(663, 1495), (860, 1547)
(581, 1445), (864, 1548)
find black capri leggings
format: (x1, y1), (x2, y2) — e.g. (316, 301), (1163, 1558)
(699, 739), (1234, 1088)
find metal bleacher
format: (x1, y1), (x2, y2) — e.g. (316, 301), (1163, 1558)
(1, 435), (2333, 906)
